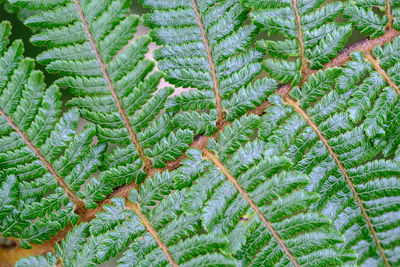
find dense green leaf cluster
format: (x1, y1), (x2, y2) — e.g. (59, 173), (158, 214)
(141, 0), (277, 126)
(245, 0), (352, 84)
(261, 52), (400, 265)
(0, 0), (400, 266)
(343, 0), (400, 38)
(9, 0), (197, 209)
(0, 21), (102, 248)
(14, 116), (357, 266)
(17, 172), (236, 267)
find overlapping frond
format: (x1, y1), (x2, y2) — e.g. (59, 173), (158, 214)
(9, 0), (196, 208)
(16, 169), (236, 267)
(343, 0), (400, 38)
(14, 115), (357, 266)
(141, 0), (276, 128)
(260, 41), (400, 265)
(245, 0), (352, 85)
(4, 0), (400, 266)
(0, 21), (104, 248)
(179, 115), (356, 266)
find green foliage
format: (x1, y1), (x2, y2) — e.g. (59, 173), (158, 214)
(9, 0), (195, 208)
(260, 48), (400, 265)
(0, 21), (103, 248)
(2, 0), (400, 266)
(245, 0), (352, 84)
(141, 0), (276, 127)
(343, 0), (400, 38)
(16, 171), (236, 267)
(182, 118), (356, 266)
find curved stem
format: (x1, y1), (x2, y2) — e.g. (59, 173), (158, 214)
(284, 96), (390, 267)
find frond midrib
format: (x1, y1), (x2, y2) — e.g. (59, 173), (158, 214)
(72, 0), (152, 171)
(190, 0), (225, 124)
(283, 96), (390, 266)
(202, 149), (300, 267)
(0, 107), (85, 212)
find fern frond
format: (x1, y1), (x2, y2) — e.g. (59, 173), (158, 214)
(15, 116), (357, 266)
(180, 115), (356, 266)
(10, 0), (196, 203)
(141, 0), (276, 126)
(260, 44), (400, 265)
(16, 171), (235, 267)
(245, 0), (352, 85)
(0, 21), (104, 247)
(5, 0), (400, 265)
(343, 0), (400, 38)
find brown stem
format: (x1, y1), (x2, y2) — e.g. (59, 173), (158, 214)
(125, 201), (178, 267)
(284, 96), (390, 267)
(0, 108), (85, 213)
(386, 0), (393, 29)
(365, 52), (400, 96)
(73, 0), (152, 171)
(292, 0), (307, 75)
(191, 0), (225, 125)
(277, 28), (400, 96)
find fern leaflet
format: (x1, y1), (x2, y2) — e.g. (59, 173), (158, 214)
(10, 0), (196, 208)
(261, 46), (400, 265)
(0, 21), (104, 248)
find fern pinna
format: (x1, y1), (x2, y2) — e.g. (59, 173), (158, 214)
(0, 20), (106, 249)
(1, 0), (400, 266)
(261, 65), (400, 265)
(14, 116), (356, 266)
(9, 0), (196, 210)
(140, 0), (279, 127)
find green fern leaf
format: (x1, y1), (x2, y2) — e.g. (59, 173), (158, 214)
(179, 116), (356, 266)
(0, 21), (103, 247)
(5, 0), (400, 265)
(343, 0), (400, 38)
(9, 0), (196, 204)
(245, 0), (352, 84)
(260, 45), (400, 265)
(141, 0), (276, 126)
(11, 0), (195, 181)
(16, 171), (236, 267)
